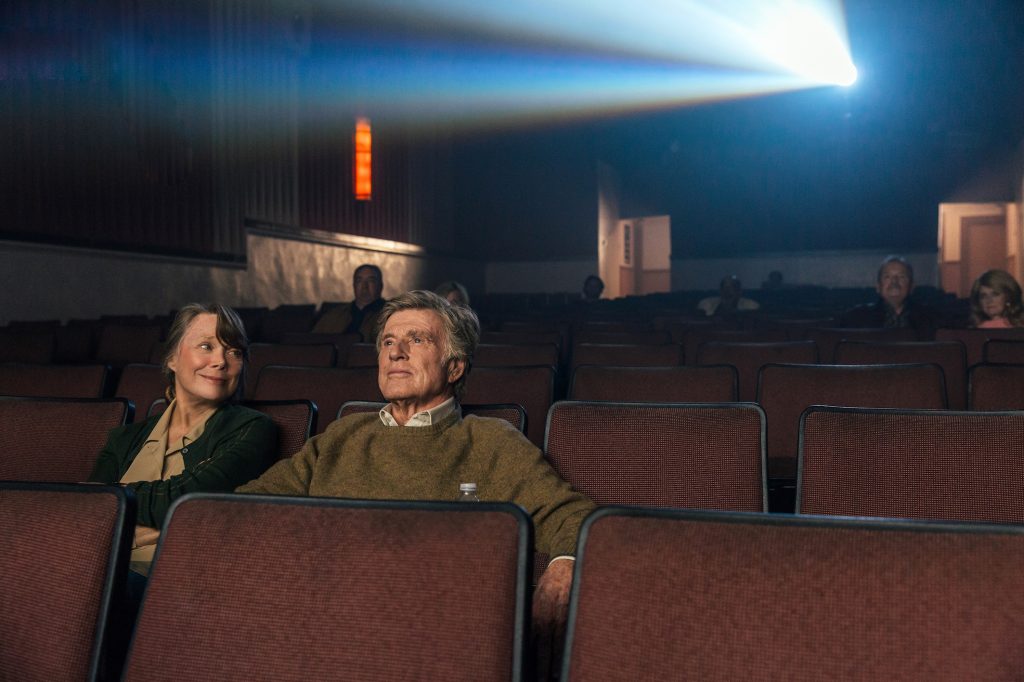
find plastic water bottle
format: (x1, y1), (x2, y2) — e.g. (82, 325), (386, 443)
(458, 482), (480, 502)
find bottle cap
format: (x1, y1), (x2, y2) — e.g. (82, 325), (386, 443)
(459, 482), (477, 493)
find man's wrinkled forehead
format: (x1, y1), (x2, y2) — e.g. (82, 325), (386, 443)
(382, 325), (438, 341)
(384, 308), (444, 336)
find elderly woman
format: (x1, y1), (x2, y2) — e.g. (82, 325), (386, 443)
(90, 303), (278, 573)
(970, 269), (1024, 328)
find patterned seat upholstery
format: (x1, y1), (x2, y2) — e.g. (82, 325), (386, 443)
(115, 363), (166, 422)
(757, 363), (946, 480)
(835, 340), (968, 408)
(697, 340), (817, 401)
(0, 482), (134, 681)
(124, 495), (531, 681)
(252, 366), (382, 434)
(0, 362), (109, 399)
(969, 363), (1024, 410)
(563, 507), (1024, 681)
(0, 397), (131, 482)
(545, 401), (765, 511)
(983, 339), (1024, 364)
(798, 406), (1024, 522)
(244, 400), (316, 461)
(569, 365), (737, 402)
(570, 344), (683, 372)
(464, 365), (555, 448)
(246, 343), (337, 398)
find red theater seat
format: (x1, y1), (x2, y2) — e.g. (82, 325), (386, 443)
(124, 496), (530, 681)
(563, 508), (1024, 681)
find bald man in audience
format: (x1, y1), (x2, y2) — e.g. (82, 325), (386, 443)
(240, 290), (595, 639)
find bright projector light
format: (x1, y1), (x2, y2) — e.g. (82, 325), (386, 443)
(837, 64), (858, 87)
(291, 0), (859, 127)
(744, 2), (857, 87)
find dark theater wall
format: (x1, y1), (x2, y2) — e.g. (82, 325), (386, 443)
(299, 123), (456, 253)
(451, 127), (599, 262)
(2, 0), (458, 262)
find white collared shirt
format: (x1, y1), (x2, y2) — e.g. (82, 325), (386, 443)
(379, 397), (459, 427)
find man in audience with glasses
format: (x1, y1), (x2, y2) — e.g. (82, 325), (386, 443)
(841, 255), (939, 338)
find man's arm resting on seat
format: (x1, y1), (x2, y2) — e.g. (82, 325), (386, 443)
(234, 432), (320, 495)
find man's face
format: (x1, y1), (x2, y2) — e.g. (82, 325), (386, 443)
(353, 267), (383, 308)
(877, 261), (912, 311)
(378, 309), (464, 408)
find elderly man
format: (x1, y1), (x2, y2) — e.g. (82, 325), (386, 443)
(841, 255), (938, 338)
(239, 290), (594, 630)
(312, 263), (386, 340)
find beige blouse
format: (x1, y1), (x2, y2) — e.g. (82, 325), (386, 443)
(121, 400), (208, 573)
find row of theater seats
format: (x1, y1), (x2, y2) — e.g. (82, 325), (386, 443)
(4, 483), (1023, 681)
(0, 303), (347, 361)
(2, 393), (1023, 517)
(2, 350), (1023, 440)
(485, 320), (1024, 361)
(1, 357), (1023, 475)
(0, 361), (550, 446)
(5, 308), (1022, 367)
(8, 323), (1023, 388)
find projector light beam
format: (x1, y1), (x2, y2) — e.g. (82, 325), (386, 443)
(291, 0), (857, 128)
(34, 1), (856, 131)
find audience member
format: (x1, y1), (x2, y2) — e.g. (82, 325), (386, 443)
(238, 290), (594, 637)
(581, 275), (605, 302)
(313, 263), (386, 340)
(434, 280), (470, 307)
(697, 275), (760, 316)
(762, 270), (785, 290)
(90, 303), (279, 575)
(841, 255), (938, 338)
(970, 269), (1024, 328)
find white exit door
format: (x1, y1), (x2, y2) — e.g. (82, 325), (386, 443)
(608, 215), (671, 298)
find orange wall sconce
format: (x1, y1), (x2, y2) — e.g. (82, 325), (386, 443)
(354, 117), (372, 201)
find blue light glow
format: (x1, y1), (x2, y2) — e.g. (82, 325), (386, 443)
(34, 1), (856, 130)
(294, 0), (858, 127)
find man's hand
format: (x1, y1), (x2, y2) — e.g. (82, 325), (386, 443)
(534, 558), (574, 628)
(533, 558), (575, 679)
(133, 525), (160, 548)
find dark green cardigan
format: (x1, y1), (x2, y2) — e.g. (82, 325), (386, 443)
(90, 404), (279, 527)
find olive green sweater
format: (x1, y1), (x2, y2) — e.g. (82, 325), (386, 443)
(237, 410), (594, 557)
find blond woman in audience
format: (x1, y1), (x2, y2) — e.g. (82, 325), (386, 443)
(970, 269), (1024, 328)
